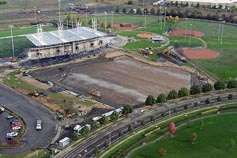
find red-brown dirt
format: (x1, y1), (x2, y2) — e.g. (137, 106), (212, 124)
(176, 48), (220, 59)
(170, 30), (204, 38)
(137, 33), (153, 38)
(111, 23), (139, 30)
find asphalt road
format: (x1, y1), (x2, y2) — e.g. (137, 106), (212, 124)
(56, 90), (237, 158)
(0, 84), (57, 154)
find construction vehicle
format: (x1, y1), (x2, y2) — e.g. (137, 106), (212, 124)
(89, 90), (101, 97)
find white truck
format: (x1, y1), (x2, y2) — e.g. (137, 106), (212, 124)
(36, 120), (42, 130)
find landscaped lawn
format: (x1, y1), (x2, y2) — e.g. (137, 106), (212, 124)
(130, 114), (237, 158)
(176, 19), (237, 81)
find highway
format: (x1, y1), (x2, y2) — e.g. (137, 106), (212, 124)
(56, 90), (237, 158)
(0, 84), (57, 154)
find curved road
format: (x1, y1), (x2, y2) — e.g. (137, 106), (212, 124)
(0, 84), (57, 154)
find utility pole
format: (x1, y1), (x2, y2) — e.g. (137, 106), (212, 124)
(220, 21), (224, 44)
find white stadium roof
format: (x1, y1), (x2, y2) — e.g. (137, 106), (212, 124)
(26, 27), (107, 47)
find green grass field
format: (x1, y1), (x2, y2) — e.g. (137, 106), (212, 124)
(130, 114), (237, 158)
(177, 19), (237, 81)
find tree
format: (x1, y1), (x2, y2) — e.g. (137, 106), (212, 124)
(128, 124), (134, 132)
(80, 126), (90, 136)
(173, 108), (177, 113)
(217, 96), (222, 102)
(150, 115), (155, 122)
(145, 95), (156, 105)
(178, 87), (190, 97)
(228, 94), (233, 100)
(111, 111), (119, 121)
(150, 8), (155, 15)
(88, 19), (92, 25)
(159, 148), (166, 156)
(136, 8), (142, 15)
(100, 22), (105, 28)
(122, 105), (133, 115)
(140, 119), (145, 126)
(161, 112), (166, 117)
(205, 98), (210, 104)
(100, 115), (109, 125)
(191, 132), (197, 144)
(202, 83), (213, 93)
(169, 122), (176, 137)
(157, 93), (167, 103)
(104, 140), (109, 148)
(115, 6), (120, 13)
(214, 81), (225, 90)
(119, 130), (124, 137)
(92, 121), (100, 129)
(167, 90), (178, 100)
(127, 0), (133, 5)
(227, 80), (237, 89)
(122, 8), (127, 14)
(190, 85), (201, 95)
(184, 104), (188, 110)
(94, 147), (99, 155)
(72, 131), (79, 141)
(196, 2), (200, 8)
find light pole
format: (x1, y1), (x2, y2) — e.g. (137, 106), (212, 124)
(9, 25), (15, 59)
(185, 18), (188, 38)
(189, 24), (192, 46)
(111, 11), (114, 31)
(220, 21), (224, 44)
(164, 7), (167, 28)
(104, 11), (107, 32)
(144, 10), (147, 29)
(159, 7), (163, 30)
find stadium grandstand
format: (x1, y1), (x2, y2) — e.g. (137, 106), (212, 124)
(24, 19), (112, 60)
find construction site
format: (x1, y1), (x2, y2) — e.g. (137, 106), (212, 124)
(32, 52), (192, 107)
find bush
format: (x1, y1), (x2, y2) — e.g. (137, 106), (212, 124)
(157, 93), (167, 103)
(167, 90), (178, 100)
(228, 94), (233, 100)
(227, 80), (237, 89)
(178, 87), (190, 97)
(184, 104), (188, 110)
(122, 105), (133, 115)
(217, 96), (222, 102)
(128, 0), (133, 5)
(150, 115), (155, 121)
(205, 98), (210, 104)
(190, 85), (201, 95)
(146, 95), (156, 105)
(214, 81), (225, 90)
(202, 83), (213, 93)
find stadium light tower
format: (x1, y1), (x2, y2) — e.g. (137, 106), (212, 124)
(144, 9), (147, 29)
(189, 24), (192, 46)
(9, 25), (15, 59)
(220, 21), (225, 44)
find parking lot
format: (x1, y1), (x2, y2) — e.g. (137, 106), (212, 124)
(0, 111), (12, 144)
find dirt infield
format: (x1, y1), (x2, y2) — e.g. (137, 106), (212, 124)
(176, 48), (220, 59)
(112, 23), (139, 31)
(170, 30), (204, 38)
(32, 56), (191, 107)
(137, 33), (153, 38)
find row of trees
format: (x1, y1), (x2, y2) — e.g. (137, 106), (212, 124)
(0, 1), (7, 5)
(146, 80), (237, 105)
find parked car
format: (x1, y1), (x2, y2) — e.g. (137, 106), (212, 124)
(10, 119), (20, 124)
(12, 126), (21, 130)
(6, 115), (14, 119)
(0, 106), (5, 112)
(6, 131), (19, 137)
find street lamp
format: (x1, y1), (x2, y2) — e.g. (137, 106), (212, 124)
(189, 24), (192, 46)
(164, 7), (167, 28)
(220, 21), (225, 44)
(144, 9), (147, 29)
(104, 11), (107, 32)
(185, 18), (188, 38)
(9, 25), (15, 59)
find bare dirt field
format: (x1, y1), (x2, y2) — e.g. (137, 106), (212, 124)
(176, 48), (220, 59)
(170, 30), (204, 38)
(32, 56), (191, 107)
(112, 24), (139, 31)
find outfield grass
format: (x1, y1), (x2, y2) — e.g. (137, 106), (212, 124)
(0, 26), (56, 38)
(130, 114), (237, 158)
(177, 19), (237, 81)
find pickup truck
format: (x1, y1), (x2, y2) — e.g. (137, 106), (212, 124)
(36, 120), (42, 130)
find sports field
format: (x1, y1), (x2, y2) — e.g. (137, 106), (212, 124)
(176, 20), (237, 81)
(129, 114), (237, 158)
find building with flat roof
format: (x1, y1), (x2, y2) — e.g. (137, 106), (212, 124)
(24, 22), (111, 60)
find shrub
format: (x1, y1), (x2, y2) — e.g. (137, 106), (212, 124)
(178, 87), (190, 97)
(167, 90), (178, 100)
(157, 93), (167, 103)
(202, 83), (213, 93)
(227, 80), (237, 89)
(190, 85), (201, 95)
(146, 95), (156, 105)
(214, 81), (225, 90)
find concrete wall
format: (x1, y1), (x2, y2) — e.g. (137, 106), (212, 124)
(26, 37), (109, 60)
